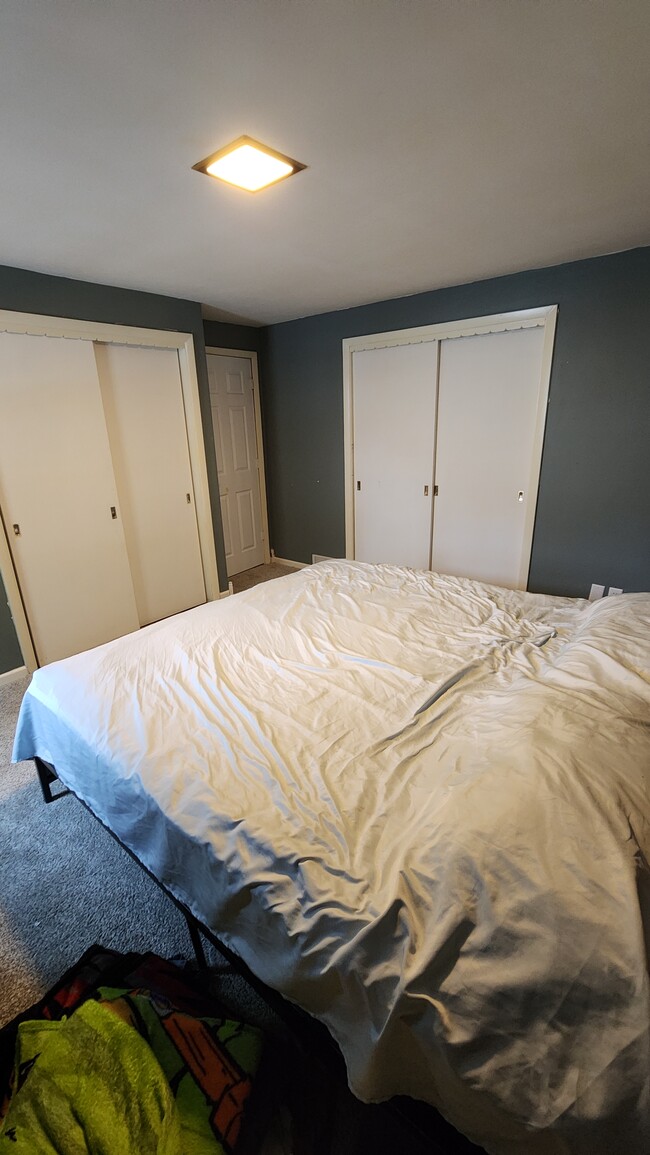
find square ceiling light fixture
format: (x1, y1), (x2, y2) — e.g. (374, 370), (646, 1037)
(193, 136), (306, 192)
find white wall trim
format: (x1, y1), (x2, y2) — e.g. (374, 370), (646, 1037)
(270, 553), (307, 569)
(343, 305), (558, 577)
(0, 311), (197, 348)
(0, 310), (220, 668)
(0, 664), (29, 686)
(206, 347), (271, 566)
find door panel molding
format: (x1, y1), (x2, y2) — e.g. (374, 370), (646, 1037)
(205, 347), (270, 569)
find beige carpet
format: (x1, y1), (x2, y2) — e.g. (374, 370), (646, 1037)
(231, 562), (297, 595)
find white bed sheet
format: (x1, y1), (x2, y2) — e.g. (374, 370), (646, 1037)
(13, 560), (650, 1154)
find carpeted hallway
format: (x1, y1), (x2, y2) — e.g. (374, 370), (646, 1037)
(230, 562), (297, 595)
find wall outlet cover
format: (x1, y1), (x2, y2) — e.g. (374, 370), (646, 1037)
(607, 586), (624, 596)
(588, 583), (605, 600)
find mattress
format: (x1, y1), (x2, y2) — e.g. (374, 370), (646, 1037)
(13, 560), (650, 1154)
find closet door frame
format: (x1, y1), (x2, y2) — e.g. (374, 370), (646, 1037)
(342, 305), (558, 585)
(0, 310), (220, 671)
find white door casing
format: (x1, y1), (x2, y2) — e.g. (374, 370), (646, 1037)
(206, 351), (268, 577)
(0, 332), (140, 665)
(352, 341), (438, 569)
(95, 343), (206, 625)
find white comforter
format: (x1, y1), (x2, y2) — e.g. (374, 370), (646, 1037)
(13, 560), (650, 1154)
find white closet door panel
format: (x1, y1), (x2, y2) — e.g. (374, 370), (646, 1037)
(207, 354), (264, 576)
(95, 344), (206, 626)
(0, 332), (139, 665)
(353, 342), (438, 568)
(432, 326), (546, 589)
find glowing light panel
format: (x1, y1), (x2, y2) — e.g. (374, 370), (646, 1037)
(194, 137), (305, 192)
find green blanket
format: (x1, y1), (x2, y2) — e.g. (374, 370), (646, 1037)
(1, 985), (263, 1153)
(0, 999), (181, 1153)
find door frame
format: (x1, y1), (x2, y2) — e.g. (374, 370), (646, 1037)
(342, 305), (558, 585)
(0, 310), (221, 671)
(205, 347), (271, 567)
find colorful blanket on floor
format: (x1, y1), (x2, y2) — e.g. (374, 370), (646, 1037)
(0, 947), (263, 1154)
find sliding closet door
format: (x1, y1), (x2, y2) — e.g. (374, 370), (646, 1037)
(432, 325), (547, 588)
(353, 342), (438, 568)
(0, 332), (139, 665)
(95, 344), (206, 625)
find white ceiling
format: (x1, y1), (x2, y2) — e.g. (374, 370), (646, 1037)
(1, 1), (649, 326)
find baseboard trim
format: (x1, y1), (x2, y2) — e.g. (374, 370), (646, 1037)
(218, 581), (234, 598)
(0, 665), (29, 687)
(270, 553), (308, 570)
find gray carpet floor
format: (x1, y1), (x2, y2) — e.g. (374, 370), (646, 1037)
(0, 673), (220, 1027)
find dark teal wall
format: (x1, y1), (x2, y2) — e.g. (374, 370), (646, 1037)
(203, 320), (266, 357)
(0, 573), (22, 672)
(264, 248), (650, 597)
(0, 264), (230, 673)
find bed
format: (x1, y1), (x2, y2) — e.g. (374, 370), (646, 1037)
(12, 559), (650, 1155)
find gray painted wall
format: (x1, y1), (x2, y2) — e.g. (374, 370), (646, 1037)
(0, 572), (22, 671)
(264, 247), (650, 597)
(0, 264), (235, 673)
(203, 320), (266, 358)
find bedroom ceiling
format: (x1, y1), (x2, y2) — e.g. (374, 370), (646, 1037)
(1, 0), (649, 326)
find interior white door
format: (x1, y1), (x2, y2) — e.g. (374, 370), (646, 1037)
(0, 332), (139, 665)
(207, 354), (264, 576)
(432, 325), (547, 588)
(95, 343), (206, 625)
(353, 341), (438, 568)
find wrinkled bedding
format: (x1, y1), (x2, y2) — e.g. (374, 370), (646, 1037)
(13, 560), (650, 1154)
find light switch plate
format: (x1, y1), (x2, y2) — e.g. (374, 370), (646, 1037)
(589, 583), (605, 600)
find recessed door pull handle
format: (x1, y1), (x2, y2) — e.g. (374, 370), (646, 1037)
(110, 506), (117, 519)
(424, 485), (429, 496)
(13, 523), (20, 535)
(186, 493), (191, 504)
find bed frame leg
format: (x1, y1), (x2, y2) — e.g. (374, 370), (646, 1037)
(184, 912), (209, 972)
(34, 757), (69, 804)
